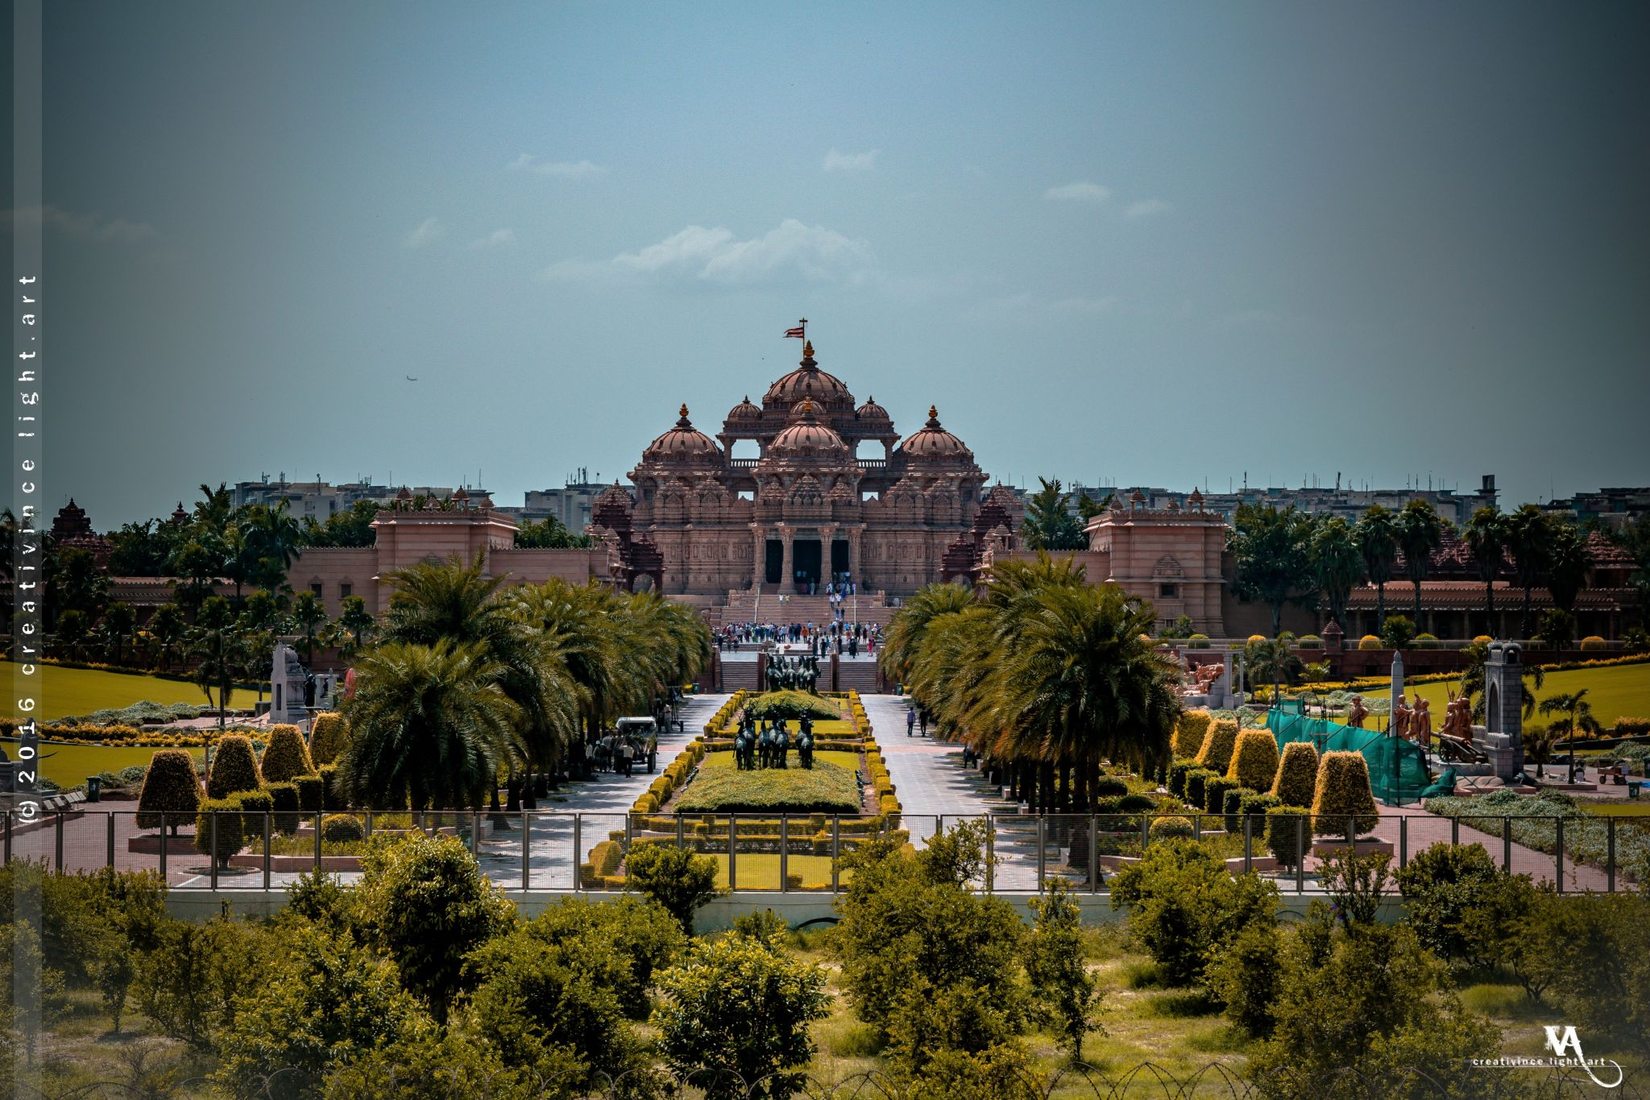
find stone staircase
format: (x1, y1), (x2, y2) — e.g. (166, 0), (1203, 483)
(706, 589), (900, 630)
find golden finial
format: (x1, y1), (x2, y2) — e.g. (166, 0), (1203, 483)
(802, 340), (814, 359)
(929, 404), (938, 419)
(679, 403), (689, 417)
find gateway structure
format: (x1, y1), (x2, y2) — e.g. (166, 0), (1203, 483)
(592, 341), (1021, 598)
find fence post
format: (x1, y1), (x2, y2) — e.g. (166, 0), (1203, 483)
(209, 813), (219, 890)
(314, 811), (323, 869)
(573, 814), (582, 892)
(4, 812), (11, 864)
(263, 812), (272, 890)
(1089, 815), (1099, 894)
(1295, 815), (1305, 894)
(1399, 815), (1408, 869)
(1555, 817), (1565, 894)
(1451, 816), (1459, 847)
(1193, 813), (1202, 842)
(159, 813), (167, 883)
(985, 815), (995, 894)
(54, 811), (64, 871)
(779, 814), (789, 893)
(727, 815), (737, 892)
(1607, 816), (1616, 893)
(1502, 818), (1512, 871)
(520, 811), (530, 892)
(471, 811), (482, 857)
(831, 816), (841, 893)
(1243, 815), (1252, 874)
(1036, 815), (1046, 892)
(106, 813), (116, 870)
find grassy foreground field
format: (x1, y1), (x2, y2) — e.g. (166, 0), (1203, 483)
(2, 659), (255, 721)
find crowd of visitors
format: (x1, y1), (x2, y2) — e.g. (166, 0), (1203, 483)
(714, 620), (881, 657)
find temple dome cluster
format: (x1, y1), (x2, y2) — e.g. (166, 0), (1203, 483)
(596, 339), (1020, 596)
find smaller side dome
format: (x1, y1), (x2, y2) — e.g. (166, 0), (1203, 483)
(723, 395), (762, 432)
(855, 394), (893, 431)
(643, 404), (724, 465)
(898, 405), (974, 462)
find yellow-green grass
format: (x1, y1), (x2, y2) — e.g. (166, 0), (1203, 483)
(2, 737), (204, 787)
(707, 852), (842, 890)
(702, 750), (861, 772)
(1577, 802), (1650, 817)
(675, 760), (862, 815)
(1, 659), (254, 721)
(1382, 662), (1650, 729)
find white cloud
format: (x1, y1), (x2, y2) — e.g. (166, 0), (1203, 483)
(510, 154), (606, 179)
(469, 228), (515, 249)
(1044, 181), (1110, 203)
(823, 148), (878, 172)
(2, 205), (159, 244)
(403, 217), (445, 248)
(1124, 198), (1172, 219)
(542, 219), (872, 285)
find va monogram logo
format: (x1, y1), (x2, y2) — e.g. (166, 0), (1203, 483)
(1544, 1025), (1624, 1089)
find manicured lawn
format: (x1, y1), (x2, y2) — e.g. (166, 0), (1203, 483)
(2, 659), (256, 721)
(702, 749), (861, 772)
(1385, 661), (1650, 728)
(2, 737), (204, 787)
(674, 760), (863, 815)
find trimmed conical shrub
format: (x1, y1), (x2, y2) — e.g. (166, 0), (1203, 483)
(1310, 751), (1379, 837)
(207, 734), (261, 799)
(1195, 718), (1240, 775)
(136, 749), (201, 835)
(308, 712), (351, 766)
(260, 725), (314, 783)
(1227, 730), (1281, 792)
(1269, 742), (1319, 807)
(1173, 711), (1212, 759)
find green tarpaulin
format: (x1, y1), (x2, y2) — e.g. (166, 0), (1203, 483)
(1265, 703), (1454, 806)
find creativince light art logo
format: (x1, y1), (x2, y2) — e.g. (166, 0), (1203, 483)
(1470, 1025), (1624, 1088)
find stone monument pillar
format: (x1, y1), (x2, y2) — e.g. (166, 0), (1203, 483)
(1481, 641), (1524, 781)
(269, 643), (309, 726)
(1389, 650), (1404, 733)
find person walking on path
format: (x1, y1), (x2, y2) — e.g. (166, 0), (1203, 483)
(907, 707), (916, 737)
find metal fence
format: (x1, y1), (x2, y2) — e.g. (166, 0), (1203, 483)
(1, 808), (1639, 896)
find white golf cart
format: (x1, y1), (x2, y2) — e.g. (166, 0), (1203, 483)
(615, 716), (660, 773)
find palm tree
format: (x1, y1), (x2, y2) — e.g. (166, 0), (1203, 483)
(1394, 499), (1446, 630)
(1464, 507), (1508, 637)
(335, 595), (377, 657)
(1310, 515), (1363, 629)
(189, 596), (242, 728)
(99, 603), (138, 667)
(879, 582), (976, 691)
(1538, 689), (1601, 783)
(1245, 632), (1306, 701)
(1505, 505), (1553, 639)
(340, 640), (522, 810)
(146, 603), (186, 672)
(1354, 505), (1399, 632)
(1230, 505), (1312, 637)
(292, 592), (328, 666)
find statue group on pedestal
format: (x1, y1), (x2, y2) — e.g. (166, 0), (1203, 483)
(766, 653), (818, 692)
(733, 712), (815, 771)
(1390, 693), (1435, 748)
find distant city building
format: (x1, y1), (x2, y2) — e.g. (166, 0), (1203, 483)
(1542, 487), (1650, 531)
(1063, 474), (1499, 528)
(230, 477), (488, 522)
(522, 470), (610, 531)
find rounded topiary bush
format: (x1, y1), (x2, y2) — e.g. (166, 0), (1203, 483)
(1186, 633), (1210, 649)
(1195, 718), (1240, 775)
(259, 725), (314, 784)
(321, 813), (366, 843)
(1472, 635), (1493, 646)
(1310, 751), (1379, 837)
(1357, 635), (1382, 651)
(1580, 636), (1607, 651)
(1119, 793), (1157, 813)
(1204, 775), (1238, 817)
(1174, 711), (1212, 758)
(308, 712), (351, 766)
(1093, 776), (1128, 800)
(207, 735), (261, 799)
(136, 749), (202, 835)
(1297, 634), (1322, 650)
(195, 795), (247, 867)
(1270, 742), (1320, 807)
(1227, 730), (1281, 792)
(1248, 634), (1267, 645)
(1265, 806), (1311, 868)
(1184, 768), (1217, 811)
(1149, 816), (1194, 841)
(1414, 633), (1440, 649)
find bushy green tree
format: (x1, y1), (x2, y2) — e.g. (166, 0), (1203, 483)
(652, 935), (830, 1100)
(522, 896), (685, 1018)
(352, 834), (515, 1021)
(321, 1024), (540, 1100)
(134, 916), (279, 1053)
(623, 842), (719, 935)
(1206, 921), (1285, 1037)
(1395, 843), (1524, 972)
(213, 925), (431, 1100)
(1026, 879), (1098, 1059)
(1109, 839), (1277, 989)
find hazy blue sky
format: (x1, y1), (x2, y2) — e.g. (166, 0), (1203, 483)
(21, 1), (1650, 526)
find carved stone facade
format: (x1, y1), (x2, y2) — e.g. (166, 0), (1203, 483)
(595, 342), (1019, 596)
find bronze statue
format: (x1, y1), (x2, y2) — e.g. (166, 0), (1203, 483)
(1347, 694), (1369, 729)
(1393, 697), (1412, 740)
(1411, 695), (1433, 748)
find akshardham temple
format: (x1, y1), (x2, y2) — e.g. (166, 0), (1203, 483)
(595, 341), (1022, 597)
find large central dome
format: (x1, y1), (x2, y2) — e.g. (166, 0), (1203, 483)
(762, 342), (854, 415)
(766, 398), (851, 461)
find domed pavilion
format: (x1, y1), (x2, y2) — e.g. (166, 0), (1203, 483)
(600, 340), (1020, 596)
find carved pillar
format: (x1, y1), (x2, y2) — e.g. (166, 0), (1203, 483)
(780, 527), (794, 593)
(848, 527), (863, 586)
(823, 523), (839, 582)
(752, 525), (766, 587)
